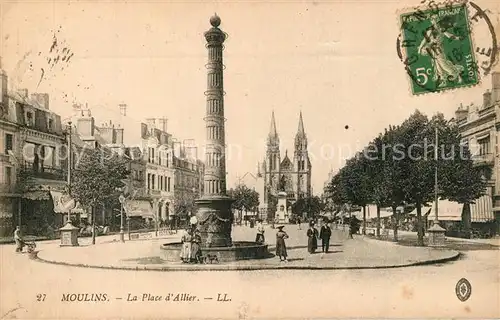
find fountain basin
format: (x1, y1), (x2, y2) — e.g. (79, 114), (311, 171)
(160, 241), (269, 262)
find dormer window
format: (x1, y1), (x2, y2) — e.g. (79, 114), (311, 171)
(26, 111), (34, 126)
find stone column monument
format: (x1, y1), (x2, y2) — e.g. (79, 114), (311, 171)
(195, 14), (234, 247)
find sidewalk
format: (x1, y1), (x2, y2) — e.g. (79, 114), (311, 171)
(364, 229), (499, 251)
(32, 227), (459, 271)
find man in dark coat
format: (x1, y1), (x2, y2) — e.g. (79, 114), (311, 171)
(320, 222), (332, 253)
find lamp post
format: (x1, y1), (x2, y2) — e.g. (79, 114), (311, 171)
(67, 122), (73, 224)
(59, 121), (79, 247)
(119, 194), (125, 242)
(428, 125), (446, 246)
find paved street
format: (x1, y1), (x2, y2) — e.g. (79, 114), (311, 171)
(1, 225), (498, 319)
(33, 225), (458, 270)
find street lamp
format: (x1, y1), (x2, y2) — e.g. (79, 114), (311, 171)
(428, 125), (446, 246)
(119, 194), (126, 242)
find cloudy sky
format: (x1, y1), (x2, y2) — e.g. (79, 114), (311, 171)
(1, 0), (498, 193)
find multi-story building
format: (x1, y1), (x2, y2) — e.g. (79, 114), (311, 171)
(3, 87), (68, 236)
(73, 109), (150, 227)
(173, 140), (204, 218)
(455, 69), (500, 235)
(0, 58), (20, 237)
(141, 118), (175, 225)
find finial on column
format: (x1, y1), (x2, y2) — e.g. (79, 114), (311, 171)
(210, 13), (221, 27)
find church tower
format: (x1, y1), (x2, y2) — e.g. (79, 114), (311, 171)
(293, 111), (311, 199)
(265, 111), (280, 202)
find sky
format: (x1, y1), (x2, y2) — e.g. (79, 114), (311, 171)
(1, 0), (499, 194)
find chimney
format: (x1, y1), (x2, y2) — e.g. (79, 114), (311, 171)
(76, 110), (95, 137)
(454, 103), (469, 121)
(119, 103), (127, 116)
(158, 117), (168, 133)
(491, 70), (500, 104)
(483, 89), (492, 108)
(0, 57), (7, 107)
(30, 93), (50, 110)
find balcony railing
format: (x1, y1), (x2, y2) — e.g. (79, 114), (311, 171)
(23, 162), (66, 181)
(472, 153), (494, 166)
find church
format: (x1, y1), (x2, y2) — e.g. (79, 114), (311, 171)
(257, 111), (312, 207)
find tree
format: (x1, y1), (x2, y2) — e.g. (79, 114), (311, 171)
(291, 196), (323, 219)
(228, 184), (260, 221)
(72, 148), (130, 244)
(339, 154), (373, 235)
(431, 114), (488, 236)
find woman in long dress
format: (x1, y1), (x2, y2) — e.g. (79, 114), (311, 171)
(307, 222), (319, 254)
(255, 219), (265, 244)
(190, 229), (202, 263)
(180, 228), (193, 263)
(275, 225), (289, 262)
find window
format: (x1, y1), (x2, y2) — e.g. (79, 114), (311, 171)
(48, 118), (54, 131)
(167, 177), (171, 192)
(147, 173), (151, 189)
(4, 134), (13, 154)
(152, 174), (155, 189)
(26, 111), (34, 126)
(478, 137), (491, 155)
(5, 167), (12, 185)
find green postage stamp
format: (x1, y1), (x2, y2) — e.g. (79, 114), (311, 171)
(399, 3), (478, 95)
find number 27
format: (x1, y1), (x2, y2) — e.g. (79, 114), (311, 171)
(36, 294), (46, 302)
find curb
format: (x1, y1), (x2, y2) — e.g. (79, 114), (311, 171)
(33, 250), (460, 272)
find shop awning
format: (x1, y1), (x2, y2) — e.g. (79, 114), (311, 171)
(470, 194), (494, 222)
(23, 190), (51, 200)
(124, 200), (154, 218)
(366, 205), (394, 219)
(427, 200), (463, 221)
(50, 191), (85, 214)
(408, 206), (432, 216)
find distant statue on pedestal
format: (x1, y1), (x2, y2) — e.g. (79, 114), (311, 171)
(279, 175), (286, 192)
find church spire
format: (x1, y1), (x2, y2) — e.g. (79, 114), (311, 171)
(296, 111), (305, 137)
(295, 111), (307, 150)
(267, 111), (279, 145)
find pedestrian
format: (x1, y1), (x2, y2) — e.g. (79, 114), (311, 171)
(14, 226), (23, 253)
(320, 221), (332, 253)
(255, 219), (265, 244)
(191, 228), (202, 263)
(275, 225), (289, 262)
(306, 221), (319, 254)
(297, 217), (302, 230)
(180, 227), (193, 263)
(349, 217), (358, 239)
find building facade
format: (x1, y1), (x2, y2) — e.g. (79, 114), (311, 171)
(2, 88), (68, 236)
(260, 111), (312, 207)
(455, 70), (500, 235)
(173, 140), (204, 219)
(141, 118), (175, 225)
(0, 60), (20, 237)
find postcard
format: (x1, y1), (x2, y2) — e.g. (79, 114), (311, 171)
(0, 0), (499, 319)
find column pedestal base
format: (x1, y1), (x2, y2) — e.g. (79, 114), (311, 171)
(195, 196), (234, 247)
